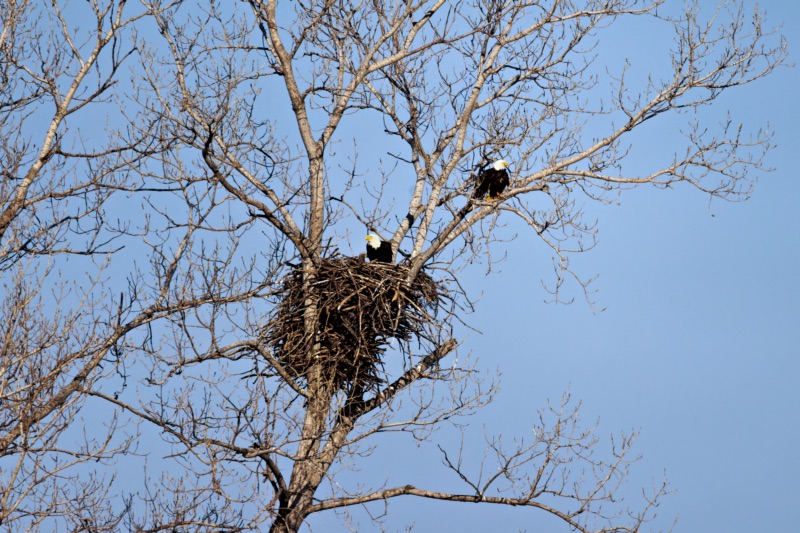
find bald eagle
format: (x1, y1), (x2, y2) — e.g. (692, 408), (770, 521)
(473, 159), (510, 201)
(365, 234), (393, 263)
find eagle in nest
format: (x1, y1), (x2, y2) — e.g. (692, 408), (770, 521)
(365, 234), (393, 263)
(473, 159), (511, 201)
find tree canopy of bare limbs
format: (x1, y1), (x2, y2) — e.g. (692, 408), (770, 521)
(0, 0), (785, 531)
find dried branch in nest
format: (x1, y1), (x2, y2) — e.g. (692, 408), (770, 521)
(261, 255), (445, 390)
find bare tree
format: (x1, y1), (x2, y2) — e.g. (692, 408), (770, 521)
(0, 0), (785, 531)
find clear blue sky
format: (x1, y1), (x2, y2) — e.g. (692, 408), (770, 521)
(306, 2), (800, 532)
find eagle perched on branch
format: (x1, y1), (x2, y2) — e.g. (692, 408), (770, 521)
(473, 159), (511, 201)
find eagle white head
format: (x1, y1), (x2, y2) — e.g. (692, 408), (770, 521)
(365, 234), (381, 248)
(492, 159), (511, 171)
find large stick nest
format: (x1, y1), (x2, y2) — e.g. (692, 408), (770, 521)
(261, 255), (445, 390)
